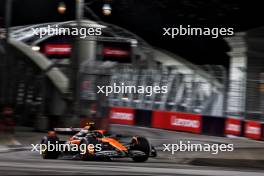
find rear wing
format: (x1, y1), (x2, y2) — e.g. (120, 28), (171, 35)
(53, 128), (83, 134)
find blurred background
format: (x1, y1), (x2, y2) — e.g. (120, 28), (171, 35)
(0, 0), (264, 175)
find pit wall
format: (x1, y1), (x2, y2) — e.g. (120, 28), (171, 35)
(109, 106), (264, 141)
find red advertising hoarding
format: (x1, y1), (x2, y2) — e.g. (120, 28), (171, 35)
(102, 42), (132, 63)
(103, 47), (130, 57)
(43, 44), (71, 55)
(109, 107), (135, 125)
(152, 111), (202, 134)
(225, 118), (242, 136)
(244, 121), (262, 140)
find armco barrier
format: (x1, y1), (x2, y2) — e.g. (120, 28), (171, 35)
(202, 116), (225, 137)
(134, 109), (152, 127)
(109, 107), (135, 125)
(224, 117), (243, 136)
(244, 120), (262, 140)
(152, 111), (202, 134)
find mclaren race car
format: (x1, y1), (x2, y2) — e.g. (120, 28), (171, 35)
(40, 123), (157, 162)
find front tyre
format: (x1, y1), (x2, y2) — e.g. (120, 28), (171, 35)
(79, 138), (94, 161)
(131, 137), (150, 162)
(41, 136), (60, 159)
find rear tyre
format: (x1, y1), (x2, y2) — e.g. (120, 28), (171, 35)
(41, 136), (60, 159)
(79, 139), (94, 161)
(131, 137), (150, 162)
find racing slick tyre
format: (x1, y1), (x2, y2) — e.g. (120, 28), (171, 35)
(40, 136), (60, 159)
(79, 138), (95, 161)
(131, 137), (150, 162)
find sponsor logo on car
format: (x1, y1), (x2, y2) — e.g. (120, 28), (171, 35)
(96, 150), (118, 156)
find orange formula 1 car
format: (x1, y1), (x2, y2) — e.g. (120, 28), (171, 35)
(40, 125), (157, 162)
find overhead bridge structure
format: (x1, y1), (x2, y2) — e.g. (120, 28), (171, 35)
(0, 20), (225, 128)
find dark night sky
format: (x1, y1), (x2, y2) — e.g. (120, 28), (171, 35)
(1, 0), (264, 68)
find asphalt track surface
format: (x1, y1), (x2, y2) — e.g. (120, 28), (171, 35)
(1, 150), (264, 175)
(0, 125), (264, 175)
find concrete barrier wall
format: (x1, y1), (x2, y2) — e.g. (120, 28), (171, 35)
(202, 116), (225, 137)
(109, 106), (264, 141)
